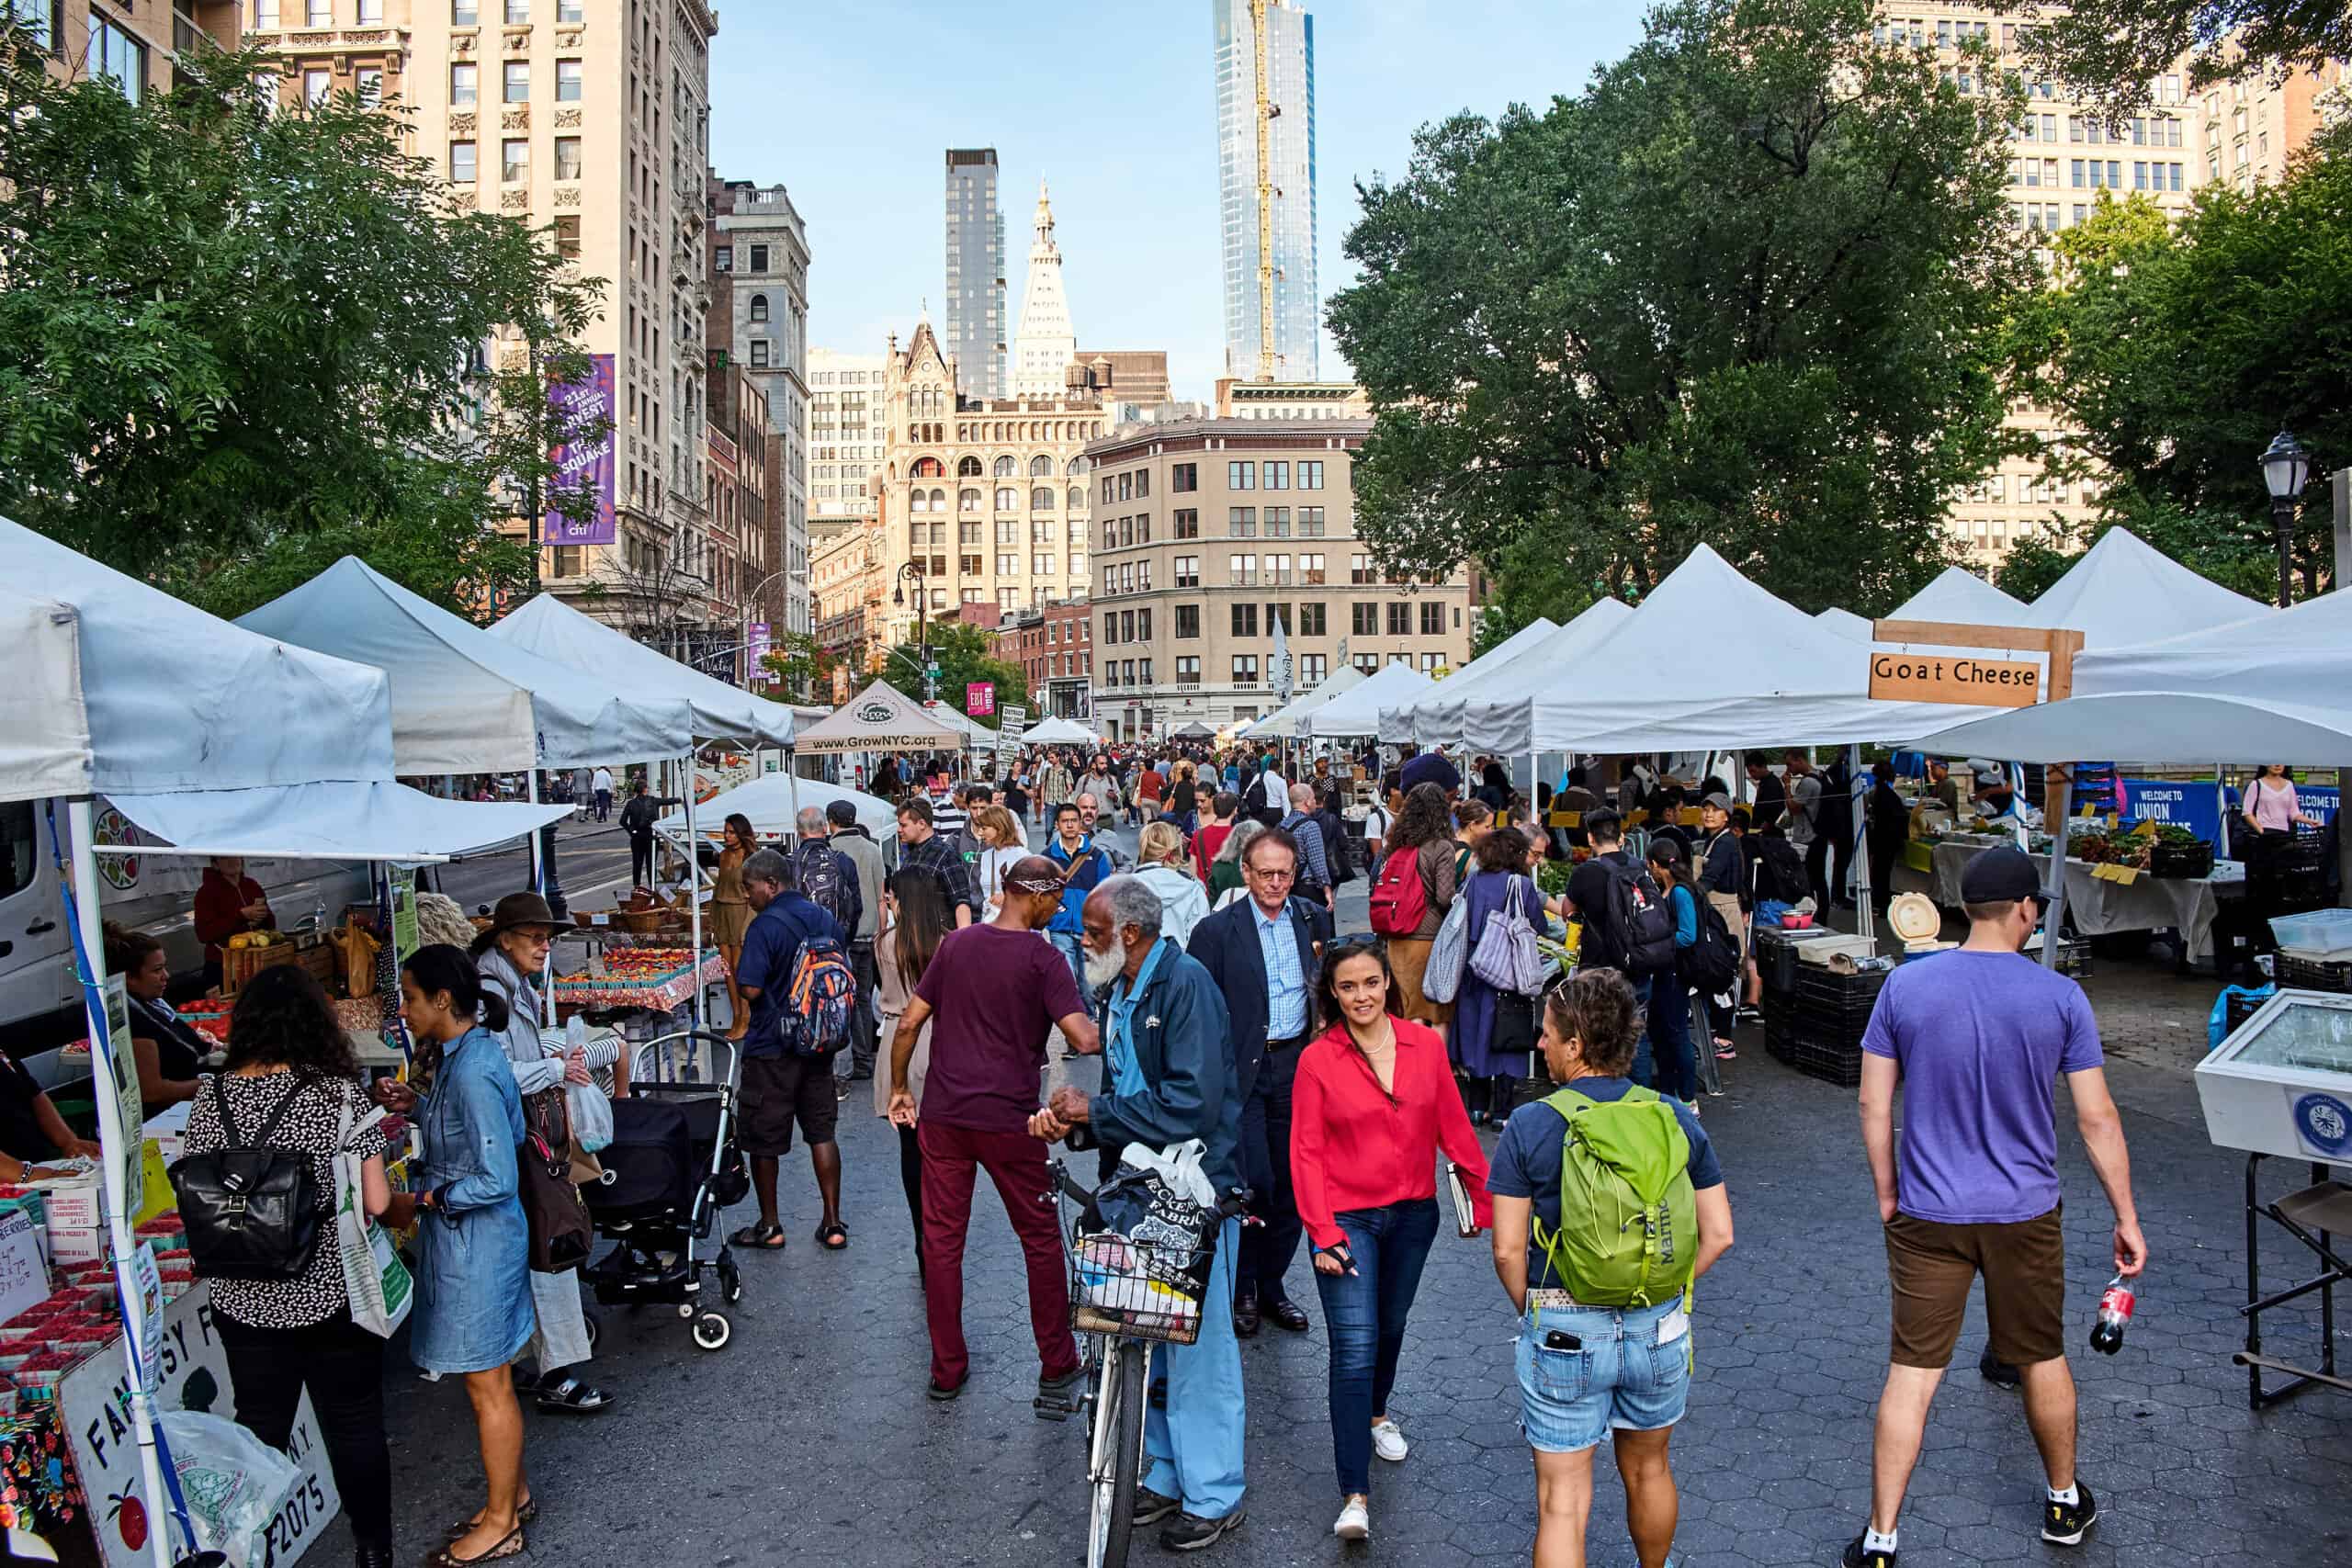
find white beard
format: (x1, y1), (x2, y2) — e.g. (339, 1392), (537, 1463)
(1082, 942), (1127, 993)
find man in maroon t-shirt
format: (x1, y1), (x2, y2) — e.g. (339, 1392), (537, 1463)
(889, 858), (1100, 1403)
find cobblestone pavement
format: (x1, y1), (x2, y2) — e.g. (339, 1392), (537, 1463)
(335, 849), (2351, 1567)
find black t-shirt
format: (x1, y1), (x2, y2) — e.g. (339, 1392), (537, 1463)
(1750, 773), (1787, 829)
(0, 1055), (54, 1163)
(1566, 850), (1632, 969)
(131, 996), (208, 1082)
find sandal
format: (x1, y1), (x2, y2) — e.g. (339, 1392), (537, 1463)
(729, 1221), (786, 1250)
(1713, 1037), (1738, 1060)
(535, 1374), (615, 1413)
(447, 1500), (535, 1539)
(429, 1524), (526, 1565)
(817, 1221), (848, 1250)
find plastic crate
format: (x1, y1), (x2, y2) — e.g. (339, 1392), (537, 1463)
(2222, 987), (2276, 1037)
(2268, 908), (2352, 961)
(2150, 840), (2215, 880)
(1776, 1032), (1868, 1088)
(2274, 954), (2352, 995)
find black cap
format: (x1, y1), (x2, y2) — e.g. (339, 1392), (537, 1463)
(1960, 846), (2041, 904)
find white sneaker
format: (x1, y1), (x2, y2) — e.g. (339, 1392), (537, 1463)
(1332, 1498), (1370, 1540)
(1371, 1416), (1409, 1462)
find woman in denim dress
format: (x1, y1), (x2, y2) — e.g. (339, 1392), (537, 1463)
(380, 944), (536, 1566)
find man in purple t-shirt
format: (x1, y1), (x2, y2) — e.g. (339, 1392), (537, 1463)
(1845, 848), (2146, 1568)
(888, 857), (1100, 1404)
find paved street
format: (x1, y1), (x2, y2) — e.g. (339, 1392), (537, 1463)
(332, 827), (2351, 1567)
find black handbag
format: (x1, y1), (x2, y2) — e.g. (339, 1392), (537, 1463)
(169, 1076), (325, 1281)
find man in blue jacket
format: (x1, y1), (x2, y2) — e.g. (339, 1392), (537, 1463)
(1034, 875), (1246, 1553)
(1043, 799), (1115, 994)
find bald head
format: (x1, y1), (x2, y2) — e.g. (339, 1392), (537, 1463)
(796, 807), (828, 839)
(1289, 782), (1316, 811)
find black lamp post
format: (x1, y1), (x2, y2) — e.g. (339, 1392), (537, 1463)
(891, 561), (933, 701)
(2259, 429), (2311, 609)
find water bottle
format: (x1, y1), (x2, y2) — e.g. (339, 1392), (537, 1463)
(313, 897), (328, 936)
(2090, 1273), (2135, 1354)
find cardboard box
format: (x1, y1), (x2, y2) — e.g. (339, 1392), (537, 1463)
(35, 1179), (102, 1232)
(46, 1226), (102, 1267)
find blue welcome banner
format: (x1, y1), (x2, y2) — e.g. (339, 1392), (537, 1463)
(2112, 777), (2339, 850)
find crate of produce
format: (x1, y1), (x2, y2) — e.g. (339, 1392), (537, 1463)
(2149, 839), (2216, 879)
(2273, 954), (2352, 995)
(220, 933), (299, 997)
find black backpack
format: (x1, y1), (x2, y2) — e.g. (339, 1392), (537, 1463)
(797, 842), (854, 931)
(1317, 808), (1355, 885)
(1684, 896), (1741, 994)
(170, 1077), (327, 1281)
(1606, 859), (1679, 976)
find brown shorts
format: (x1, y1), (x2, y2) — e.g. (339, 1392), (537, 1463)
(1883, 1206), (2066, 1370)
(741, 1053), (839, 1156)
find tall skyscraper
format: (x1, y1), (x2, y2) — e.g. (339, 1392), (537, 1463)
(944, 149), (1006, 399)
(1214, 0), (1318, 382)
(1012, 182), (1079, 396)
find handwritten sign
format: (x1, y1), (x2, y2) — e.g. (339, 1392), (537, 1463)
(100, 979), (141, 1220)
(0, 1209), (50, 1325)
(1869, 652), (2041, 709)
(62, 1285), (341, 1568)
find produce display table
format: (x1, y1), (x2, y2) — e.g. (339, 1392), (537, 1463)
(553, 948), (725, 1015)
(1892, 836), (2238, 962)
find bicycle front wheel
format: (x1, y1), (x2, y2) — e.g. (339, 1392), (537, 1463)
(1087, 1340), (1149, 1568)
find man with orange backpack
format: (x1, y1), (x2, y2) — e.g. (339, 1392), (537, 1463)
(730, 849), (853, 1254)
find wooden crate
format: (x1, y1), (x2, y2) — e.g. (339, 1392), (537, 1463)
(220, 940), (299, 998)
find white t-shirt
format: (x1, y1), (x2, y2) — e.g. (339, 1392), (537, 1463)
(974, 845), (1027, 908)
(592, 767), (613, 792)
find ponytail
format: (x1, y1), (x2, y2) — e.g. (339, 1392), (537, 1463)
(401, 942), (510, 1033)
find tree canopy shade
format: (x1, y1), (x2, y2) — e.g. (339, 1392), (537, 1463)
(0, 39), (606, 620)
(2006, 129), (2352, 599)
(2010, 0), (2352, 117)
(1328, 0), (2030, 624)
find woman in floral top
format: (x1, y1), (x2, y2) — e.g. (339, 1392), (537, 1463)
(179, 964), (397, 1568)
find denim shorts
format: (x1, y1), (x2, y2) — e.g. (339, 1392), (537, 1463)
(1514, 1297), (1691, 1453)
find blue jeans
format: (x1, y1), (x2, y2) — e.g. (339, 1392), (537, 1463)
(1048, 930), (1086, 996)
(1145, 1217), (1246, 1518)
(1516, 1297), (1691, 1453)
(1310, 1199), (1440, 1496)
(1646, 968), (1698, 1103)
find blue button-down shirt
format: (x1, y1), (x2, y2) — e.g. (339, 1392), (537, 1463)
(1254, 898), (1307, 1040)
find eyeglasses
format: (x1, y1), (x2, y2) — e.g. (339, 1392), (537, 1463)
(1247, 867), (1295, 883)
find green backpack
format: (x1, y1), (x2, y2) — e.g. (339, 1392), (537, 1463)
(1531, 1088), (1697, 1308)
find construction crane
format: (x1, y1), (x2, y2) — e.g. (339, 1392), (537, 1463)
(1250, 0), (1276, 382)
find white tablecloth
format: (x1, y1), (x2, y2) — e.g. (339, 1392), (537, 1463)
(1892, 840), (2229, 961)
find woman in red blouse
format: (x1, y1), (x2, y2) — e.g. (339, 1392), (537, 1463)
(191, 854), (273, 982)
(1292, 939), (1493, 1544)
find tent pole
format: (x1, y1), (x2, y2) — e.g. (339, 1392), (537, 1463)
(2041, 765), (2074, 972)
(65, 801), (177, 1568)
(685, 751), (704, 1031)
(526, 770), (552, 1024)
(1848, 744), (1873, 943)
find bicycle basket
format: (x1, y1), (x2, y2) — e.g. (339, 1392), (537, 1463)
(1064, 1177), (1222, 1347)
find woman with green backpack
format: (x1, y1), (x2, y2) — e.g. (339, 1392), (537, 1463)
(1487, 968), (1736, 1568)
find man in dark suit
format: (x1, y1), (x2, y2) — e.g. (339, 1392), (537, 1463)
(1185, 826), (1333, 1337)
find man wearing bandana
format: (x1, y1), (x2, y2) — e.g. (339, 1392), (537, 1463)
(1031, 876), (1248, 1554)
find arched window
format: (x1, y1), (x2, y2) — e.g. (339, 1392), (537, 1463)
(995, 487), (1017, 512)
(749, 294), (769, 323)
(1031, 486), (1053, 511)
(909, 491), (928, 514)
(928, 488), (945, 513)
(1029, 455), (1053, 477)
(911, 457), (944, 479)
(1068, 486), (1084, 510)
(959, 488), (981, 513)
(993, 456), (1016, 478)
(957, 456), (982, 477)
(1067, 456), (1086, 475)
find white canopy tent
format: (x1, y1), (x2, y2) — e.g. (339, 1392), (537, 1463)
(2018, 526), (2267, 644)
(489, 592), (801, 747)
(1389, 601), (1634, 750)
(656, 774), (899, 842)
(1462, 545), (1984, 756)
(920, 701), (998, 750)
(1891, 566), (2029, 625)
(1374, 616), (1559, 743)
(1815, 606), (1873, 640)
(1301, 661), (1437, 739)
(790, 681), (968, 754)
(1022, 714), (1104, 747)
(4, 519), (569, 1567)
(238, 557), (697, 772)
(1238, 665), (1366, 739)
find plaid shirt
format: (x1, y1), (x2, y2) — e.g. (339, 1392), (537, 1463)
(899, 829), (980, 921)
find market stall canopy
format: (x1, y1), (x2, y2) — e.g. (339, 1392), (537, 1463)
(1462, 544), (1982, 756)
(789, 681), (967, 755)
(3, 517), (393, 799)
(1240, 665), (1366, 739)
(1022, 715), (1104, 747)
(1302, 662), (1436, 739)
(239, 558), (695, 772)
(916, 699), (997, 750)
(489, 593), (800, 747)
(1170, 721), (1216, 740)
(1815, 607), (1873, 640)
(2018, 526), (2267, 644)
(1387, 604), (1630, 748)
(1891, 567), (2027, 625)
(0, 585), (94, 803)
(654, 773), (899, 840)
(1375, 616), (1559, 743)
(110, 782), (571, 860)
(1908, 586), (2352, 765)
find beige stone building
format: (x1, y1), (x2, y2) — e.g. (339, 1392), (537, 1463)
(17, 0), (240, 97)
(808, 346), (887, 527)
(248, 0), (729, 659)
(1082, 416), (1475, 742)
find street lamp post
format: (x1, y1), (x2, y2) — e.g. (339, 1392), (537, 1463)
(2260, 429), (2312, 610)
(891, 561), (933, 702)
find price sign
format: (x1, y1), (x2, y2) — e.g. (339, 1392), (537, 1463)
(966, 681), (995, 717)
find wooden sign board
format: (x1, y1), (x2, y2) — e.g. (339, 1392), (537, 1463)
(1868, 652), (2041, 708)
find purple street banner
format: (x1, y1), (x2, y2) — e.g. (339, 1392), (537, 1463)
(746, 622), (771, 685)
(543, 353), (616, 545)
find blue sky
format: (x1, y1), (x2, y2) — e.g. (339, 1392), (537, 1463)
(708, 2), (1647, 400)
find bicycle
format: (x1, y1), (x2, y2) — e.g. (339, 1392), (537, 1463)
(1041, 1157), (1250, 1568)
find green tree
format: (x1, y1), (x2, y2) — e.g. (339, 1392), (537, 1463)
(1329, 0), (2028, 624)
(759, 632), (837, 702)
(2008, 133), (2352, 598)
(881, 621), (1028, 716)
(0, 39), (607, 617)
(2007, 0), (2352, 118)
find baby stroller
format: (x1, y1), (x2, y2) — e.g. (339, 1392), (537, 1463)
(582, 1030), (750, 1350)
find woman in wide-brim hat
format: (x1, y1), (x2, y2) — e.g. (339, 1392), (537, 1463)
(466, 892), (623, 1416)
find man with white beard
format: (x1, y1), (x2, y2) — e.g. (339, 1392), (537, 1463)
(1031, 876), (1250, 1553)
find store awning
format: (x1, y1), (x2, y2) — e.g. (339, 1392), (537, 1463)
(490, 593), (801, 747)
